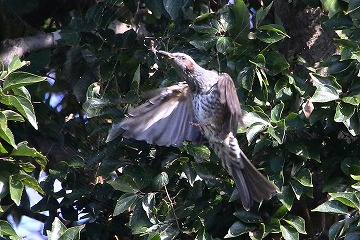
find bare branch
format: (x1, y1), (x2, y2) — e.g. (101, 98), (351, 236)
(0, 31), (61, 68)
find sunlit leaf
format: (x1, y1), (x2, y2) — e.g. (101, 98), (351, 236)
(284, 216), (306, 234)
(312, 200), (349, 214)
(3, 72), (46, 91)
(280, 224), (298, 240)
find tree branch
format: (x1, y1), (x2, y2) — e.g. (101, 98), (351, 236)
(0, 31), (61, 68)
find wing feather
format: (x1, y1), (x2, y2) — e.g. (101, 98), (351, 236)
(217, 73), (243, 133)
(108, 83), (200, 146)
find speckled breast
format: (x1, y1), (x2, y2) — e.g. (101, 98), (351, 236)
(191, 86), (227, 142)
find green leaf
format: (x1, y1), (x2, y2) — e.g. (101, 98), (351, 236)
(246, 122), (268, 143)
(234, 210), (262, 223)
(182, 161), (197, 186)
(329, 192), (360, 210)
(224, 221), (255, 238)
(9, 174), (24, 205)
(153, 172), (169, 189)
(312, 200), (349, 214)
(11, 141), (45, 159)
(2, 110), (24, 122)
(329, 220), (345, 240)
(0, 220), (20, 239)
(216, 37), (232, 54)
(190, 23), (218, 34)
(163, 0), (189, 20)
(342, 94), (360, 106)
(347, 0), (360, 14)
(255, 2), (273, 27)
(59, 225), (84, 240)
(189, 34), (217, 50)
(7, 55), (29, 73)
(258, 24), (288, 36)
(229, 0), (250, 42)
(284, 216), (306, 234)
(280, 224), (299, 240)
(268, 121), (286, 144)
(311, 85), (340, 103)
(142, 193), (156, 224)
(289, 179), (304, 200)
(195, 227), (212, 240)
(10, 94), (38, 129)
(274, 77), (292, 101)
(334, 102), (355, 122)
(278, 185), (294, 210)
(12, 171), (44, 195)
(183, 143), (211, 161)
(4, 72), (46, 91)
(293, 168), (313, 187)
(237, 66), (255, 91)
(243, 111), (270, 142)
(321, 0), (342, 17)
(273, 205), (288, 220)
(0, 112), (16, 148)
(47, 217), (66, 240)
(271, 102), (284, 122)
(110, 174), (144, 193)
(256, 24), (289, 43)
(343, 112), (360, 136)
(309, 73), (341, 88)
(250, 54), (266, 68)
(323, 11), (353, 29)
(129, 202), (152, 230)
(113, 193), (138, 216)
(265, 51), (290, 76)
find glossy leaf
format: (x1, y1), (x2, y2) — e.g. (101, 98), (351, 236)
(312, 200), (349, 214)
(9, 174), (24, 206)
(234, 210), (262, 223)
(9, 94), (38, 129)
(189, 34), (217, 50)
(284, 216), (306, 234)
(3, 72), (46, 91)
(113, 193), (138, 216)
(334, 102), (355, 122)
(163, 0), (189, 20)
(216, 37), (232, 54)
(59, 225), (84, 240)
(280, 224), (299, 240)
(255, 2), (273, 27)
(0, 112), (16, 148)
(224, 221), (255, 238)
(0, 220), (20, 238)
(329, 192), (360, 210)
(278, 186), (294, 210)
(153, 172), (169, 189)
(311, 85), (340, 103)
(7, 55), (29, 73)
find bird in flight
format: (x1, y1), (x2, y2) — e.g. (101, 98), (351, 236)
(110, 50), (276, 210)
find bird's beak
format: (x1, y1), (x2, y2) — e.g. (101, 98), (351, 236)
(158, 50), (174, 59)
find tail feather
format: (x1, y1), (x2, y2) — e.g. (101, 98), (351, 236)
(211, 136), (276, 210)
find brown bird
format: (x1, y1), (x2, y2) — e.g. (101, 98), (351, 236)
(113, 50), (276, 210)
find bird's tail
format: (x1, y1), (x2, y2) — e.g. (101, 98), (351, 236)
(211, 134), (276, 210)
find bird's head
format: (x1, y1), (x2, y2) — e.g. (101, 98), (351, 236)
(158, 51), (199, 78)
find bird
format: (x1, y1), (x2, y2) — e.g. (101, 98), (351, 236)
(113, 50), (276, 210)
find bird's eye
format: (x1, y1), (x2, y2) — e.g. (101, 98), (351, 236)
(181, 56), (186, 60)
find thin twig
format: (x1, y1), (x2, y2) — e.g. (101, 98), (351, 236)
(164, 185), (180, 230)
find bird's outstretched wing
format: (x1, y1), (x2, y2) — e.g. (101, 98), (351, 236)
(108, 82), (201, 147)
(217, 73), (243, 133)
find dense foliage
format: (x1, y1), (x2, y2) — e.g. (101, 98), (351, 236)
(1, 0), (360, 239)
